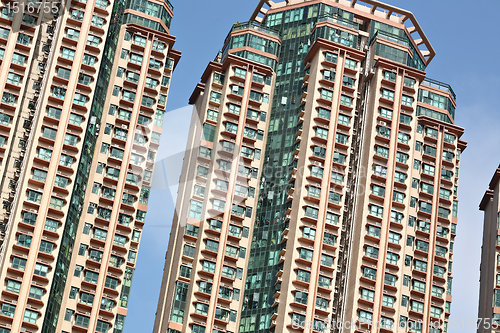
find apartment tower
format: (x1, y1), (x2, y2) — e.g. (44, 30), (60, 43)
(0, 0), (179, 332)
(478, 166), (500, 332)
(154, 1), (466, 333)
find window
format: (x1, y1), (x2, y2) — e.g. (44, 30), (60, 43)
(302, 227), (316, 240)
(94, 227), (108, 241)
(39, 240), (53, 254)
(400, 114), (412, 125)
(79, 292), (95, 306)
(388, 231), (401, 244)
(411, 300), (424, 313)
(29, 286), (43, 300)
(325, 52), (337, 63)
(128, 52), (143, 64)
(363, 267), (376, 280)
(149, 58), (162, 70)
(231, 204), (244, 217)
(376, 146), (389, 158)
(96, 320), (109, 332)
(17, 234), (32, 247)
(114, 234), (127, 246)
(228, 224), (242, 237)
(391, 211), (403, 223)
(398, 132), (409, 144)
(299, 248), (313, 261)
(231, 84), (245, 96)
(365, 246), (378, 258)
(92, 15), (105, 27)
(394, 171), (406, 183)
(340, 95), (352, 106)
(426, 127), (438, 138)
(49, 197), (63, 210)
(203, 260), (216, 273)
(66, 28), (80, 41)
(416, 239), (429, 252)
(361, 288), (375, 301)
(442, 168), (453, 180)
(320, 88), (333, 101)
(133, 34), (146, 46)
(373, 165), (387, 177)
(378, 126), (391, 138)
(370, 204), (383, 218)
(6, 280), (21, 293)
(384, 71), (396, 82)
(382, 295), (395, 307)
(199, 281), (212, 294)
(321, 254), (333, 267)
(330, 172), (344, 184)
(438, 207), (450, 218)
(367, 225), (381, 238)
(342, 75), (354, 87)
(384, 273), (397, 286)
(64, 133), (78, 146)
(208, 91), (222, 104)
(47, 106), (62, 120)
(317, 107), (331, 120)
(12, 256), (27, 270)
(393, 191), (405, 203)
(7, 72), (21, 85)
(75, 314), (90, 328)
(382, 89), (395, 100)
(404, 76), (415, 87)
(336, 133), (348, 144)
(145, 77), (158, 89)
(42, 127), (57, 140)
(62, 48), (75, 60)
(199, 146), (212, 159)
(213, 199), (225, 211)
(105, 276), (118, 289)
(310, 166), (323, 178)
(313, 126), (330, 140)
(380, 108), (392, 119)
(34, 263), (49, 277)
(195, 303), (209, 316)
(122, 90), (136, 102)
(436, 245), (447, 257)
(297, 269), (311, 282)
(225, 245), (239, 258)
(54, 175), (69, 188)
(345, 58), (356, 69)
(1, 303), (15, 317)
(414, 259), (427, 272)
(244, 127), (256, 140)
(294, 291), (308, 305)
(59, 154), (73, 166)
(308, 186), (321, 198)
(69, 113), (83, 125)
(401, 95), (413, 106)
(234, 67), (246, 78)
(197, 166), (208, 178)
(359, 310), (372, 324)
(45, 218), (59, 232)
(33, 169), (47, 182)
(305, 206), (319, 219)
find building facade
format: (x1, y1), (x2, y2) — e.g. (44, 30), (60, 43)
(154, 1), (466, 333)
(478, 166), (500, 333)
(0, 0), (179, 332)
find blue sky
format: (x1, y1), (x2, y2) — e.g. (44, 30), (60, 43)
(124, 1), (500, 332)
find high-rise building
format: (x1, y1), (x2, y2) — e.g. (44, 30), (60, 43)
(153, 1), (466, 333)
(478, 166), (500, 332)
(0, 0), (179, 332)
